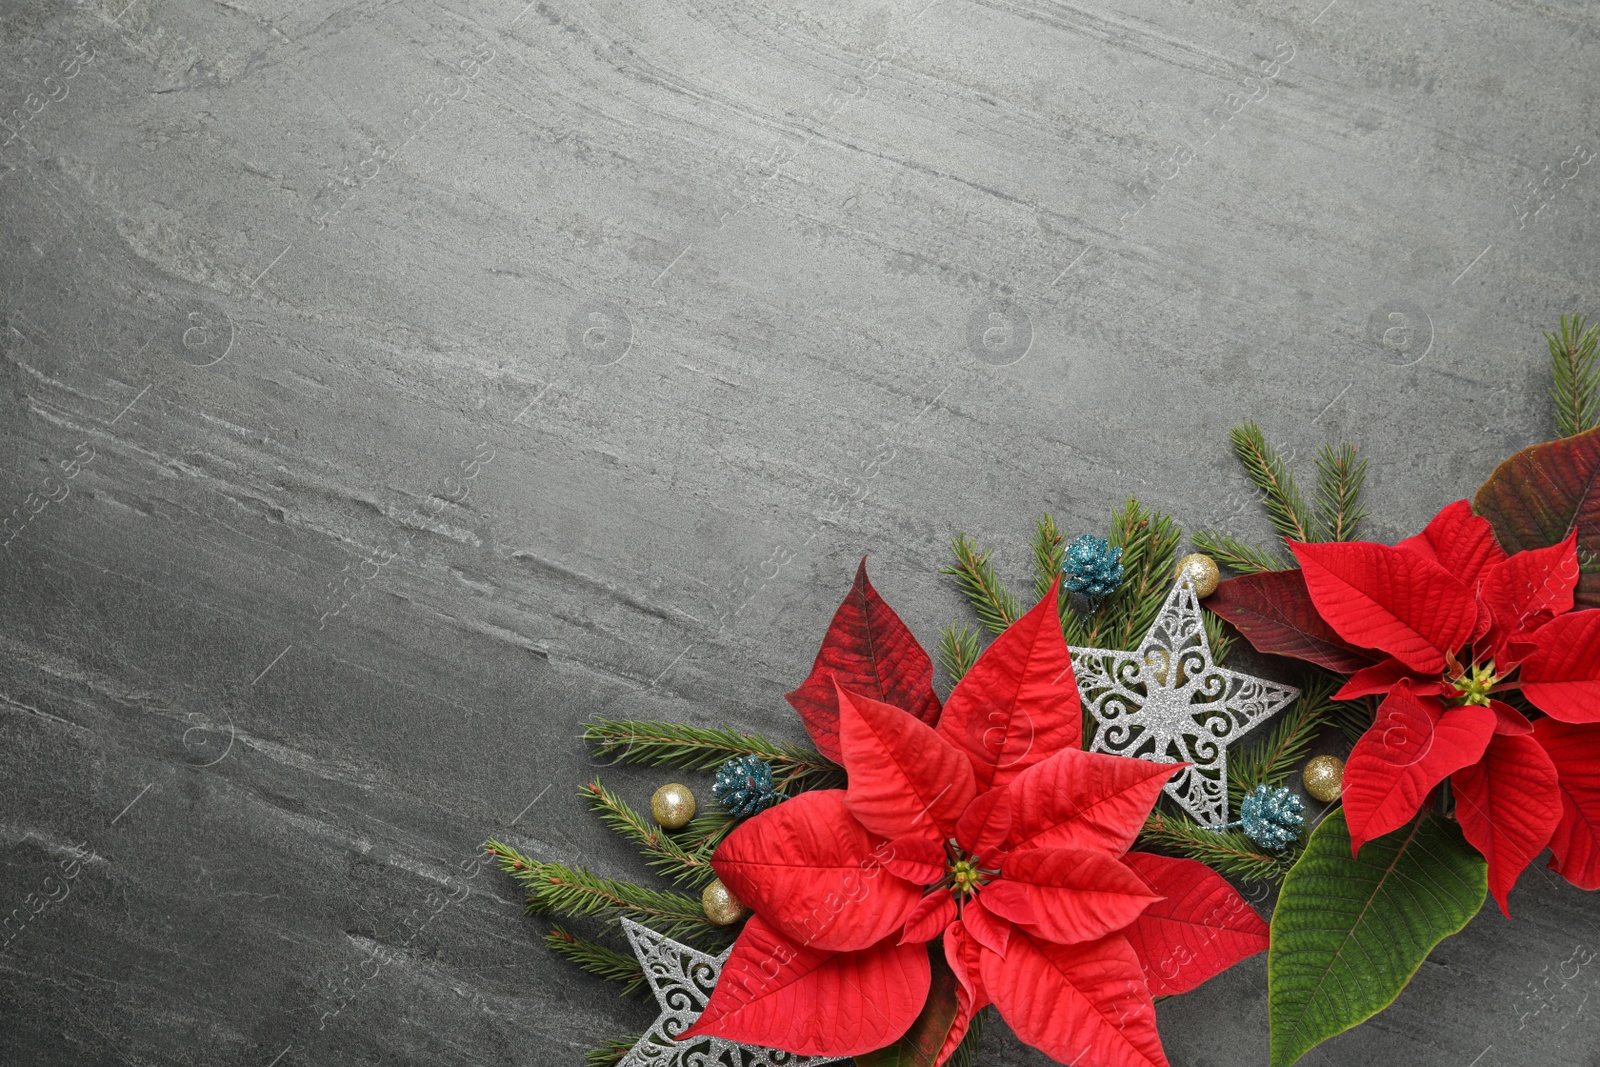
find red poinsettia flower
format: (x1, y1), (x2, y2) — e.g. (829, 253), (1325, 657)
(681, 565), (1269, 1067)
(1282, 500), (1600, 913)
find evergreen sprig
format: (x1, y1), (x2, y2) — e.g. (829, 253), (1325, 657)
(1548, 312), (1600, 437)
(1314, 443), (1369, 542)
(585, 1037), (639, 1067)
(1032, 514), (1067, 603)
(947, 1006), (988, 1067)
(1227, 675), (1338, 809)
(546, 925), (647, 996)
(1067, 499), (1182, 651)
(1190, 528), (1288, 574)
(484, 839), (727, 948)
(582, 719), (843, 793)
(583, 780), (718, 888)
(937, 622), (982, 686)
(1230, 422), (1317, 545)
(1326, 690), (1376, 745)
(1141, 810), (1298, 882)
(942, 534), (1024, 635)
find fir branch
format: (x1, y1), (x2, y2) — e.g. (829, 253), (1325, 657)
(937, 623), (982, 686)
(1140, 811), (1298, 882)
(1190, 528), (1289, 574)
(1032, 514), (1067, 603)
(582, 719), (843, 793)
(947, 1005), (988, 1067)
(546, 925), (647, 996)
(942, 534), (1023, 635)
(586, 1037), (639, 1067)
(1092, 499), (1182, 651)
(1314, 443), (1369, 542)
(484, 839), (726, 947)
(1548, 313), (1600, 437)
(1203, 610), (1236, 666)
(583, 780), (716, 888)
(1230, 422), (1317, 545)
(678, 811), (737, 856)
(1227, 674), (1337, 809)
(1326, 690), (1376, 746)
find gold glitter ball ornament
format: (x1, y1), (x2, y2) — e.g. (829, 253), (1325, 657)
(1175, 553), (1221, 598)
(701, 878), (750, 926)
(650, 783), (696, 829)
(1303, 755), (1345, 802)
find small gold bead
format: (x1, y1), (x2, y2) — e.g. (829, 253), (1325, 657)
(1303, 755), (1345, 803)
(651, 783), (696, 829)
(1175, 553), (1221, 598)
(701, 878), (749, 926)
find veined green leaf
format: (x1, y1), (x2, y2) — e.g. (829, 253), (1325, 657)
(1268, 809), (1486, 1067)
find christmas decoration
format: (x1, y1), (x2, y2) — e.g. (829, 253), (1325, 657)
(1217, 784), (1305, 851)
(651, 783), (696, 830)
(1062, 534), (1125, 602)
(713, 755), (782, 818)
(1175, 553), (1220, 598)
(700, 879), (748, 926)
(614, 917), (831, 1067)
(1302, 755), (1344, 802)
(1070, 576), (1300, 826)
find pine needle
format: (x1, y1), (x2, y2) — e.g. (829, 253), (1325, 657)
(942, 534), (1023, 635)
(483, 839), (728, 948)
(1326, 690), (1376, 745)
(1032, 514), (1067, 603)
(1227, 674), (1337, 809)
(1548, 313), (1600, 437)
(546, 925), (647, 995)
(586, 1037), (639, 1067)
(582, 719), (843, 793)
(1099, 498), (1183, 650)
(1140, 811), (1298, 882)
(1230, 423), (1317, 545)
(1314, 443), (1369, 542)
(583, 780), (718, 888)
(937, 623), (982, 686)
(1203, 610), (1236, 665)
(1190, 528), (1290, 574)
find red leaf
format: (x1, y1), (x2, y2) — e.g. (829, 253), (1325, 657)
(1333, 657), (1428, 700)
(1396, 499), (1508, 589)
(937, 577), (1080, 791)
(1451, 731), (1562, 916)
(1532, 717), (1600, 890)
(1205, 569), (1379, 673)
(901, 893), (958, 945)
(1000, 847), (1161, 946)
(1291, 541), (1478, 674)
(960, 898), (1012, 957)
(1007, 747), (1180, 856)
(786, 559), (942, 762)
(982, 930), (1170, 1067)
(1474, 426), (1600, 610)
(883, 835), (948, 886)
(682, 914), (931, 1056)
(1479, 533), (1580, 646)
(1342, 682), (1496, 854)
(955, 787), (1012, 864)
(977, 879), (1038, 927)
(1118, 852), (1269, 996)
(711, 790), (921, 952)
(940, 922), (989, 1066)
(1518, 609), (1600, 723)
(1489, 700), (1533, 736)
(839, 686), (978, 842)
(854, 941), (968, 1067)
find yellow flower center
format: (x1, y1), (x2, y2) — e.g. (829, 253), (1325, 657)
(1450, 661), (1498, 707)
(949, 858), (984, 894)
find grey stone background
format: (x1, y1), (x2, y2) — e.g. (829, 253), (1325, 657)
(2, 0), (1598, 1064)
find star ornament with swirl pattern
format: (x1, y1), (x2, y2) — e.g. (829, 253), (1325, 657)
(1070, 577), (1300, 827)
(615, 917), (834, 1067)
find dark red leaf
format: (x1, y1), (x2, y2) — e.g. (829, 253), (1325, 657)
(1474, 426), (1600, 610)
(1206, 569), (1379, 673)
(786, 559), (942, 762)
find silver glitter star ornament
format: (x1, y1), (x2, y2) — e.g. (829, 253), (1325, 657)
(1069, 577), (1299, 826)
(616, 917), (836, 1067)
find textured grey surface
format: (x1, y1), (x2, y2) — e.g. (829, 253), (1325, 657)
(3, 0), (1600, 1064)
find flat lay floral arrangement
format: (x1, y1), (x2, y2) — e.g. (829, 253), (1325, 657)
(486, 315), (1600, 1067)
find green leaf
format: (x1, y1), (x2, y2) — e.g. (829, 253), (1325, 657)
(855, 945), (966, 1067)
(1472, 425), (1600, 610)
(1268, 809), (1487, 1067)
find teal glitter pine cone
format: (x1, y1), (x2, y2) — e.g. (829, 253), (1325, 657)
(1233, 784), (1305, 851)
(713, 756), (783, 819)
(1063, 535), (1125, 601)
